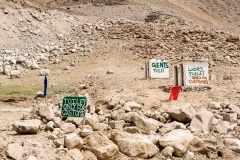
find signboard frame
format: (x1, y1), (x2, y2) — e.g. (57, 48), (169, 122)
(61, 96), (87, 118)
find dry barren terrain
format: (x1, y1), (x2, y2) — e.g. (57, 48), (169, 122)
(0, 0), (240, 160)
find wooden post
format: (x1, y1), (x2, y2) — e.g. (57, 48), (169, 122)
(145, 62), (149, 79)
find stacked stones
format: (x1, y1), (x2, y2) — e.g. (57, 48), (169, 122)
(97, 18), (240, 65)
(3, 98), (240, 159)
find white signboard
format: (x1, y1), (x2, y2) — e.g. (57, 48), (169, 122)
(149, 59), (169, 78)
(184, 61), (209, 86)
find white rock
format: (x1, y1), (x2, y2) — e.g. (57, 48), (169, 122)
(185, 151), (195, 159)
(132, 113), (163, 134)
(10, 70), (21, 79)
(13, 119), (41, 134)
(159, 121), (186, 135)
(224, 138), (240, 153)
(190, 108), (213, 133)
(124, 101), (142, 110)
(65, 148), (84, 160)
(39, 69), (49, 76)
(28, 155), (38, 160)
(6, 143), (23, 160)
(161, 146), (174, 158)
(159, 129), (194, 157)
(64, 133), (83, 149)
(84, 132), (119, 160)
(61, 123), (76, 133)
(111, 131), (159, 158)
(167, 102), (196, 122)
(38, 103), (54, 120)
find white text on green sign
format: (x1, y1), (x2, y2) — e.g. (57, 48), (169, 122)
(61, 96), (87, 118)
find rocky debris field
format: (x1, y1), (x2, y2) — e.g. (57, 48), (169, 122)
(1, 0), (240, 160)
(1, 97), (240, 160)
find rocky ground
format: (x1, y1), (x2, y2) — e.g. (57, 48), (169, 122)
(0, 0), (240, 160)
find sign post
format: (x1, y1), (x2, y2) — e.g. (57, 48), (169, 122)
(61, 96), (88, 129)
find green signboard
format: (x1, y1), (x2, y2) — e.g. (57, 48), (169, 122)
(61, 96), (87, 118)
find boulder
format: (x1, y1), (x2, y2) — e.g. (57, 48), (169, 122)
(38, 103), (54, 120)
(85, 113), (99, 129)
(39, 69), (50, 76)
(82, 150), (97, 160)
(159, 121), (186, 135)
(161, 146), (174, 158)
(124, 126), (138, 133)
(226, 35), (239, 42)
(167, 102), (196, 122)
(64, 133), (83, 149)
(132, 113), (163, 134)
(94, 123), (108, 131)
(111, 109), (125, 120)
(224, 138), (240, 153)
(66, 117), (84, 126)
(65, 148), (84, 160)
(109, 120), (125, 130)
(228, 104), (240, 118)
(111, 131), (159, 158)
(208, 102), (221, 110)
(81, 126), (93, 137)
(13, 119), (41, 134)
(61, 123), (76, 133)
(84, 132), (119, 160)
(124, 101), (142, 110)
(222, 113), (237, 123)
(215, 121), (235, 134)
(190, 108), (213, 133)
(190, 136), (207, 154)
(159, 129), (194, 157)
(6, 143), (24, 160)
(10, 70), (21, 78)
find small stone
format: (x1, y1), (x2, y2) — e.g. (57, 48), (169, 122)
(107, 70), (113, 74)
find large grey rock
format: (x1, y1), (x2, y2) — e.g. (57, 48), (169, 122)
(39, 69), (50, 76)
(124, 101), (142, 110)
(167, 102), (196, 122)
(190, 136), (207, 154)
(85, 113), (99, 129)
(224, 138), (240, 153)
(82, 150), (97, 160)
(27, 155), (38, 160)
(65, 148), (84, 160)
(132, 113), (163, 134)
(208, 102), (221, 110)
(61, 123), (76, 133)
(161, 146), (174, 158)
(222, 113), (237, 123)
(159, 129), (194, 157)
(109, 120), (125, 130)
(64, 133), (83, 149)
(228, 104), (240, 118)
(66, 117), (84, 126)
(111, 131), (159, 158)
(38, 103), (54, 120)
(111, 109), (125, 120)
(84, 132), (119, 160)
(190, 108), (213, 133)
(159, 121), (186, 135)
(215, 121), (235, 134)
(13, 120), (41, 134)
(6, 143), (24, 160)
(10, 70), (21, 78)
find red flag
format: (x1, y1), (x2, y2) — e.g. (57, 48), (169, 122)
(169, 86), (181, 101)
